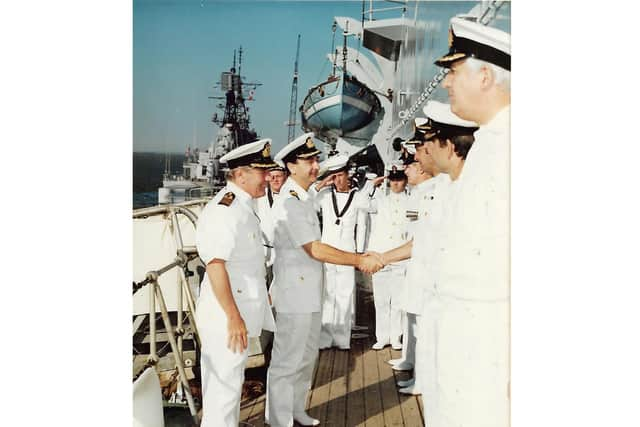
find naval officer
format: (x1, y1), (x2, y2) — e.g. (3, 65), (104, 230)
(195, 138), (277, 427)
(401, 112), (475, 396)
(256, 165), (288, 286)
(399, 103), (478, 400)
(266, 133), (382, 427)
(314, 154), (372, 350)
(375, 145), (431, 374)
(390, 141), (440, 396)
(414, 100), (478, 422)
(366, 163), (409, 350)
(429, 16), (510, 427)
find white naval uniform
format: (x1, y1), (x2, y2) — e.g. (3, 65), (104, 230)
(266, 178), (324, 427)
(428, 107), (510, 427)
(367, 187), (410, 346)
(393, 179), (432, 368)
(255, 187), (280, 271)
(406, 173), (451, 401)
(195, 181), (275, 427)
(315, 185), (369, 349)
(396, 175), (446, 387)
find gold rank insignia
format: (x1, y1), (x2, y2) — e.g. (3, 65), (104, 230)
(416, 119), (433, 132)
(305, 138), (314, 149)
(218, 192), (236, 206)
(289, 190), (300, 200)
(262, 143), (271, 158)
(406, 210), (418, 221)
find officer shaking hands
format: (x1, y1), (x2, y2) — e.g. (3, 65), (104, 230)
(266, 133), (382, 427)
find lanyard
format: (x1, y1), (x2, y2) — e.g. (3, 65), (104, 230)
(267, 187), (273, 207)
(331, 186), (356, 225)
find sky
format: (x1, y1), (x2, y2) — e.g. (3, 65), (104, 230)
(134, 0), (368, 153)
(133, 0), (483, 154)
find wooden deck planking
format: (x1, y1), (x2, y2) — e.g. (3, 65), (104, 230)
(245, 394), (266, 427)
(346, 339), (366, 427)
(240, 397), (256, 425)
(308, 348), (335, 423)
(395, 375), (424, 427)
(239, 282), (425, 426)
(362, 341), (385, 427)
(376, 346), (405, 426)
(326, 348), (349, 426)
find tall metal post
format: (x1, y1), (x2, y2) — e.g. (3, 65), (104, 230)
(287, 34), (301, 143)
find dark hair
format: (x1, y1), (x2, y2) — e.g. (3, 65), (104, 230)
(392, 137), (403, 152)
(284, 162), (294, 174)
(437, 134), (475, 160)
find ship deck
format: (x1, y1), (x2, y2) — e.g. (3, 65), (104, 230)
(240, 275), (424, 427)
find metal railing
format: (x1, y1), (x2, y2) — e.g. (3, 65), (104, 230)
(363, 0), (407, 21)
(186, 186), (218, 200)
(133, 205), (202, 426)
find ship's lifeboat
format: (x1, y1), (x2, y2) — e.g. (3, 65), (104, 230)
(301, 73), (381, 137)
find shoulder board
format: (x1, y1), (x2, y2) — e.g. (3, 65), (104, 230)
(218, 192), (236, 207)
(289, 190), (300, 200)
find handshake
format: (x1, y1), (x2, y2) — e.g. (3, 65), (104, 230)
(357, 251), (385, 275)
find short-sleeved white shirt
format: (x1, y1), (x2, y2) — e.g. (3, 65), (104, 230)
(195, 181), (274, 337)
(432, 106), (510, 301)
(401, 174), (450, 314)
(269, 178), (324, 313)
(367, 189), (410, 263)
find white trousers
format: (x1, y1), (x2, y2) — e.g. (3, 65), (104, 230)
(420, 293), (440, 424)
(266, 312), (321, 427)
(414, 314), (425, 391)
(319, 265), (354, 349)
(400, 312), (417, 367)
(199, 320), (248, 427)
(372, 268), (403, 344)
(429, 298), (509, 427)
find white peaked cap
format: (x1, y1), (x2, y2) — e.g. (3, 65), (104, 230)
(435, 17), (510, 70)
(219, 138), (276, 169)
(321, 154), (350, 173)
(422, 101), (478, 128)
(402, 143), (416, 155)
(274, 132), (321, 168)
(414, 117), (429, 127)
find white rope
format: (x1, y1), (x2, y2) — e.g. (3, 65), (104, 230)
(391, 1), (506, 137)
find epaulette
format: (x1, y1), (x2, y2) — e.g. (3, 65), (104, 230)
(289, 190), (300, 200)
(218, 192), (236, 206)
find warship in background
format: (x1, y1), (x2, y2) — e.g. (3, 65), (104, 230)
(133, 2), (510, 426)
(158, 47), (261, 205)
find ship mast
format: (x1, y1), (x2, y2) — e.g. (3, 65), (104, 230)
(287, 35), (301, 143)
(209, 47), (262, 150)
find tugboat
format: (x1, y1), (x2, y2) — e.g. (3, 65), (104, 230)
(158, 47), (261, 204)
